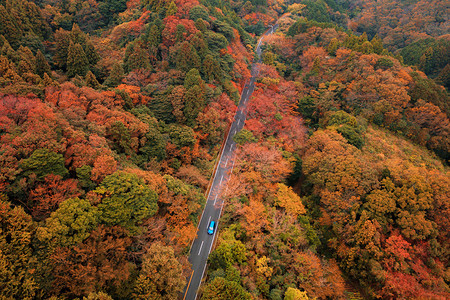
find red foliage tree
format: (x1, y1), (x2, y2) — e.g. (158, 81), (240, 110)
(28, 174), (82, 220)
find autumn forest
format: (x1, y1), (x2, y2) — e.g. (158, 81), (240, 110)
(0, 0), (449, 299)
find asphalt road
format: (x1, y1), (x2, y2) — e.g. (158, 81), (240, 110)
(183, 24), (278, 300)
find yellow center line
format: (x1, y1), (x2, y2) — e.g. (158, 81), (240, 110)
(183, 270), (195, 300)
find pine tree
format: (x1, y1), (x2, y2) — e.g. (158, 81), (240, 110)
(147, 24), (161, 48)
(0, 55), (21, 84)
(85, 71), (100, 89)
(42, 72), (53, 86)
(184, 85), (205, 126)
(0, 6), (23, 48)
(312, 57), (321, 73)
(124, 42), (150, 72)
(175, 24), (186, 43)
(54, 28), (71, 70)
(190, 32), (208, 59)
(184, 68), (203, 89)
(1, 39), (18, 64)
(105, 62), (124, 87)
(327, 38), (340, 56)
(175, 41), (200, 73)
(84, 40), (100, 66)
(35, 50), (51, 78)
(16, 46), (36, 75)
(165, 0), (177, 17)
(0, 35), (7, 48)
(195, 19), (207, 32)
(70, 23), (87, 46)
(67, 41), (89, 77)
(371, 35), (384, 55)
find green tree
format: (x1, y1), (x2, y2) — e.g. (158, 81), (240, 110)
(85, 70), (100, 89)
(36, 197), (100, 248)
(175, 41), (200, 73)
(371, 35), (384, 54)
(190, 33), (208, 60)
(175, 24), (186, 43)
(284, 287), (309, 300)
(16, 46), (35, 75)
(360, 41), (374, 54)
(76, 165), (96, 190)
(97, 172), (158, 232)
(336, 125), (365, 149)
(202, 54), (221, 81)
(327, 38), (340, 56)
(105, 62), (124, 87)
(124, 42), (150, 72)
(195, 18), (208, 32)
(20, 148), (68, 180)
(139, 120), (167, 162)
(107, 121), (132, 154)
(35, 50), (51, 78)
(201, 277), (251, 300)
(211, 20), (234, 41)
(297, 96), (318, 125)
(184, 68), (203, 89)
(69, 23), (87, 46)
(84, 40), (100, 66)
(184, 85), (205, 125)
(168, 124), (196, 148)
(233, 129), (258, 145)
(189, 5), (210, 21)
(301, 0), (330, 23)
(209, 240), (247, 270)
(327, 110), (357, 127)
(182, 69), (205, 125)
(205, 31), (228, 51)
(0, 37), (18, 63)
(133, 242), (185, 300)
(98, 0), (127, 25)
(148, 23), (161, 46)
(67, 41), (89, 77)
(375, 57), (394, 70)
(263, 51), (276, 65)
(166, 0), (177, 17)
(54, 28), (71, 70)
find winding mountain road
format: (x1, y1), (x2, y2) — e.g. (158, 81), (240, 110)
(183, 24), (278, 300)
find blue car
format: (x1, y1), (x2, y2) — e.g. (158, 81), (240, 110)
(207, 221), (216, 235)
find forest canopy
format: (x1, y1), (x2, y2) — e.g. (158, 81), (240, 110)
(0, 0), (448, 299)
